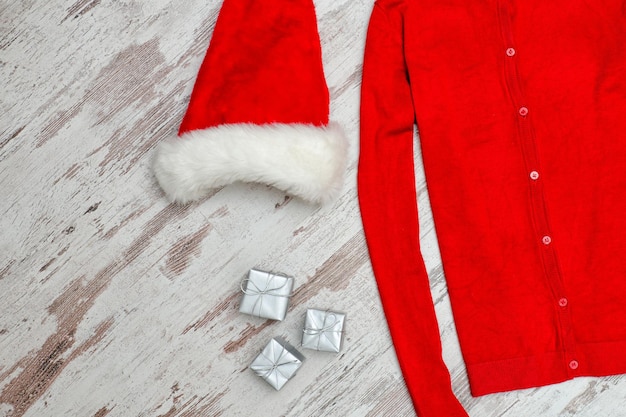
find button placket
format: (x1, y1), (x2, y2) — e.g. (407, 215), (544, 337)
(498, 0), (575, 367)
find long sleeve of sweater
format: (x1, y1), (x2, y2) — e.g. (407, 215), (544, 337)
(358, 2), (469, 416)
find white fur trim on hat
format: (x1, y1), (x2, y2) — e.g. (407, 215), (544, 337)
(153, 122), (349, 205)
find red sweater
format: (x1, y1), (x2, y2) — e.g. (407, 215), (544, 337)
(358, 0), (626, 415)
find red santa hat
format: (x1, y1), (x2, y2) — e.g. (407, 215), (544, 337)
(153, 0), (348, 205)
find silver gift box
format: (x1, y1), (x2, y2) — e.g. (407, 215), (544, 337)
(239, 269), (294, 321)
(250, 337), (305, 390)
(301, 308), (346, 353)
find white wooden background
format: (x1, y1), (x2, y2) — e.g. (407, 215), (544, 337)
(1, 1), (625, 416)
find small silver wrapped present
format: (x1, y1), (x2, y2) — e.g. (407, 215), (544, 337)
(301, 308), (346, 353)
(250, 337), (305, 390)
(239, 269), (294, 321)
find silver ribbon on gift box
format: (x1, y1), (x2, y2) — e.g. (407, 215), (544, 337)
(239, 269), (294, 321)
(301, 308), (346, 353)
(250, 337), (305, 390)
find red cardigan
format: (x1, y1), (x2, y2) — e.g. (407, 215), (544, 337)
(358, 0), (626, 415)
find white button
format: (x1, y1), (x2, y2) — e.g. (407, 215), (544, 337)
(542, 235), (552, 245)
(530, 171), (539, 180)
(559, 298), (568, 307)
(506, 47), (516, 56)
(569, 360), (579, 370)
(519, 106), (529, 116)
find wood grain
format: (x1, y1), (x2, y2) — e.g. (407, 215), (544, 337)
(1, 1), (625, 416)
